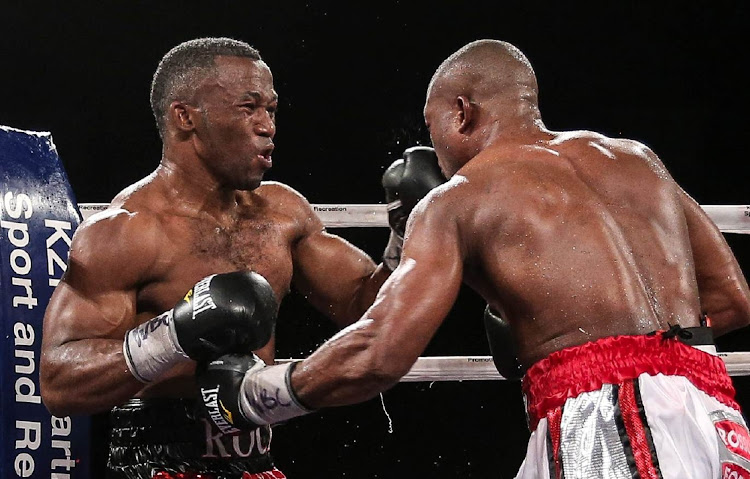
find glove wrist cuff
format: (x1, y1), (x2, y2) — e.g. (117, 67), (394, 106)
(123, 310), (188, 383)
(239, 362), (313, 426)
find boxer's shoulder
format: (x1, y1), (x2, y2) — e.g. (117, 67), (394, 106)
(71, 195), (162, 273)
(255, 180), (309, 206)
(418, 170), (491, 211)
(74, 177), (168, 233)
(550, 130), (655, 161)
(71, 210), (158, 266)
(252, 181), (323, 228)
(406, 177), (470, 233)
(419, 175), (469, 209)
(79, 197), (162, 242)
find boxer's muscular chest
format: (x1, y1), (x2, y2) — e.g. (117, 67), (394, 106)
(135, 211), (297, 315)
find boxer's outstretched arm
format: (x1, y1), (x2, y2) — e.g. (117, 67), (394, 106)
(290, 196), (391, 328)
(679, 189), (750, 336)
(291, 189), (464, 407)
(40, 210), (156, 416)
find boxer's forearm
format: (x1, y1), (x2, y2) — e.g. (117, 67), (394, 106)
(41, 338), (144, 416)
(290, 319), (409, 408)
(293, 255), (456, 408)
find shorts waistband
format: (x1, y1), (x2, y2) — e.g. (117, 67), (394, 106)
(109, 398), (202, 445)
(522, 329), (737, 430)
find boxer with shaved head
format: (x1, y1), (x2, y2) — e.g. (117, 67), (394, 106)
(223, 40), (750, 478)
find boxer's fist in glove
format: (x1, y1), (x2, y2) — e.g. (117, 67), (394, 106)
(382, 146), (445, 269)
(123, 271), (278, 383)
(173, 271), (277, 360)
(198, 354), (312, 433)
(197, 353), (265, 435)
(382, 146), (445, 237)
(484, 305), (524, 380)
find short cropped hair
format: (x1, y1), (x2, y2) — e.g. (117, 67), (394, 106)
(150, 37), (261, 137)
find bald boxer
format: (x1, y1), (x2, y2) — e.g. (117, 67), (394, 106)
(209, 40), (750, 478)
(39, 37), (441, 479)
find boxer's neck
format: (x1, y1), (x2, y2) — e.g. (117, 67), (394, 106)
(155, 156), (246, 218)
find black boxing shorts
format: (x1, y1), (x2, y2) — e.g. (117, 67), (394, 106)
(106, 398), (285, 479)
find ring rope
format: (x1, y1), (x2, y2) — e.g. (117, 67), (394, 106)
(278, 352), (750, 381)
(78, 203), (750, 233)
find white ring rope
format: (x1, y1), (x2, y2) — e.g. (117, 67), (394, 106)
(78, 202), (750, 381)
(78, 203), (750, 233)
(278, 352), (750, 381)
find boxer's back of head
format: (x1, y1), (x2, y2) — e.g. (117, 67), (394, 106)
(428, 39), (539, 114)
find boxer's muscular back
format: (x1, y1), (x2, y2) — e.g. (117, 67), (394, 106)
(459, 131), (701, 366)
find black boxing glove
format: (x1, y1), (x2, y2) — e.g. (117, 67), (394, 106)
(197, 353), (265, 434)
(382, 146), (445, 270)
(484, 305), (524, 380)
(198, 354), (312, 434)
(123, 271), (278, 383)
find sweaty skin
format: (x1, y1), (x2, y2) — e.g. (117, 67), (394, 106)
(290, 40), (750, 408)
(40, 55), (390, 416)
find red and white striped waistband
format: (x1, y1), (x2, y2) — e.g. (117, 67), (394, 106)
(522, 332), (737, 430)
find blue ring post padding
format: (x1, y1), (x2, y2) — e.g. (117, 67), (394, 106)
(0, 126), (90, 478)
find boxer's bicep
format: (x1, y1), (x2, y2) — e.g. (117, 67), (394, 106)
(367, 204), (464, 368)
(41, 211), (160, 414)
(293, 230), (392, 326)
(43, 210), (154, 349)
(291, 206), (388, 327)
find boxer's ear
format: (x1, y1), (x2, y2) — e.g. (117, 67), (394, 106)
(170, 100), (197, 133)
(456, 95), (476, 134)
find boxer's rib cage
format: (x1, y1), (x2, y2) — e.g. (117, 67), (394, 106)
(79, 203), (750, 381)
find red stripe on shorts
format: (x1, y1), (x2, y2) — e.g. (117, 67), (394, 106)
(546, 406), (563, 479)
(619, 380), (661, 479)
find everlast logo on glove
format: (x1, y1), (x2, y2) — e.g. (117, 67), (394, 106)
(190, 275), (219, 316)
(200, 385), (239, 435)
(196, 354), (266, 436)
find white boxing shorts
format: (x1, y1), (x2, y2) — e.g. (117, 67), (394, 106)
(516, 330), (750, 479)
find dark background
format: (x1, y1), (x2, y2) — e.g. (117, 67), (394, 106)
(2, 1), (749, 477)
